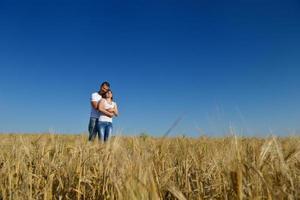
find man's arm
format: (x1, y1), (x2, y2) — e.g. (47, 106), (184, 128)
(91, 101), (98, 109)
(91, 93), (100, 109)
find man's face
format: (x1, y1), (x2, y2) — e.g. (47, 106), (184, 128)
(100, 84), (109, 94)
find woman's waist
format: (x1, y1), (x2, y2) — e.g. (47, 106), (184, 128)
(98, 116), (113, 122)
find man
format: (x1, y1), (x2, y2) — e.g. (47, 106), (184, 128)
(88, 81), (114, 141)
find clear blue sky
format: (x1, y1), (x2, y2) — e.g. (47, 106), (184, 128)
(0, 0), (300, 136)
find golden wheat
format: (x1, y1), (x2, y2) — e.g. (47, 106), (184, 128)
(0, 134), (299, 200)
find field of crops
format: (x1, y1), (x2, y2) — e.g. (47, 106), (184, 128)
(0, 134), (299, 199)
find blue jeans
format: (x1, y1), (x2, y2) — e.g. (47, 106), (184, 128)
(97, 121), (113, 142)
(88, 117), (99, 141)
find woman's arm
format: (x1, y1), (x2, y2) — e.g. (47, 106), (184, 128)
(98, 100), (114, 117)
(113, 103), (119, 117)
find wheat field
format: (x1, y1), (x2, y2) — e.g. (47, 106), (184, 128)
(0, 134), (299, 200)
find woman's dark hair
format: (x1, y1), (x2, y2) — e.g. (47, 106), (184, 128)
(102, 89), (113, 100)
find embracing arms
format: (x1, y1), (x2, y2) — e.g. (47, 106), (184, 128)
(107, 104), (118, 117)
(97, 100), (115, 118)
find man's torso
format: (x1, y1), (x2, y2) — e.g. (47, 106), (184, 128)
(90, 92), (102, 118)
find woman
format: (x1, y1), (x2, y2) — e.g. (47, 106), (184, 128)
(97, 89), (118, 142)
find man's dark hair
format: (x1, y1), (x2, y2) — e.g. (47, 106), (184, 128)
(101, 81), (110, 88)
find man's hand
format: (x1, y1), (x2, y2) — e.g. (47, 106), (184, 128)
(107, 108), (115, 113)
(106, 112), (114, 118)
(107, 108), (118, 117)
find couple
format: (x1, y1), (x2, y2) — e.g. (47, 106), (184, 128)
(88, 81), (119, 142)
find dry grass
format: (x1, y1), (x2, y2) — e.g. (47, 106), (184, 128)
(0, 134), (299, 200)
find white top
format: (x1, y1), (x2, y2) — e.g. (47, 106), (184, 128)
(99, 99), (116, 123)
(90, 92), (102, 118)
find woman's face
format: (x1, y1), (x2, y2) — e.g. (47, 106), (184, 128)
(106, 91), (113, 98)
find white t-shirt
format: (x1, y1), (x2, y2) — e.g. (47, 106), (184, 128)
(99, 99), (116, 123)
(90, 92), (102, 118)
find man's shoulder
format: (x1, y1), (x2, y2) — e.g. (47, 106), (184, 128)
(91, 92), (102, 101)
(91, 92), (101, 96)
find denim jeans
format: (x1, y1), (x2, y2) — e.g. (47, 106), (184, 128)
(88, 117), (99, 141)
(97, 121), (113, 142)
